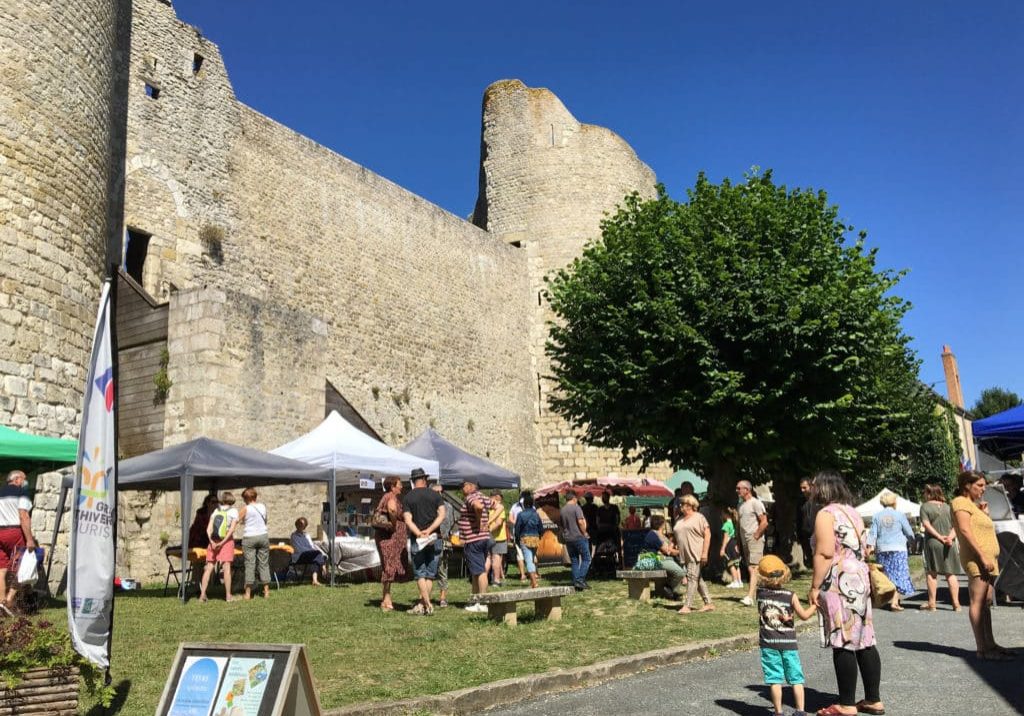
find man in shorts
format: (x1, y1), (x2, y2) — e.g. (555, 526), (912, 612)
(736, 480), (768, 606)
(459, 477), (491, 612)
(402, 467), (446, 615)
(0, 470), (36, 615)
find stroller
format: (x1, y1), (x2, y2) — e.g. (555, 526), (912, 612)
(590, 529), (622, 577)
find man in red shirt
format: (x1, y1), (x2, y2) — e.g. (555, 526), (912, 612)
(458, 478), (491, 612)
(0, 470), (36, 615)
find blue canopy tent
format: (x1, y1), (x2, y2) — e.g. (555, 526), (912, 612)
(973, 405), (1024, 462)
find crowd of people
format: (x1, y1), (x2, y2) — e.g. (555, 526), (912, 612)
(1, 461), (1016, 715)
(187, 487), (328, 602)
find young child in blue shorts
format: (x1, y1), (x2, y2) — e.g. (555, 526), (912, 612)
(756, 555), (816, 716)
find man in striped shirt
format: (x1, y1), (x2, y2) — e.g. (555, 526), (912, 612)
(459, 478), (492, 612)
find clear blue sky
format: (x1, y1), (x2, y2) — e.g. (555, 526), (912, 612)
(175, 1), (1022, 408)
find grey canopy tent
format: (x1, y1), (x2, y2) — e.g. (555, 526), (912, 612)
(53, 437), (337, 599)
(401, 428), (520, 489)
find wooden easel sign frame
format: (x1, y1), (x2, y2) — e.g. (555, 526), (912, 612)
(155, 643), (322, 716)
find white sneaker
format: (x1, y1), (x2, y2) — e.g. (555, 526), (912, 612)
(464, 603), (488, 613)
(739, 596), (752, 606)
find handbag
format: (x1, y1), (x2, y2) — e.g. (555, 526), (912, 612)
(868, 562), (896, 607)
(371, 497), (394, 532)
(520, 535), (540, 549)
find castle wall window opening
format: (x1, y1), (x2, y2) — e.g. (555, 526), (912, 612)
(144, 83), (160, 99)
(192, 53), (204, 74)
(124, 228), (152, 285)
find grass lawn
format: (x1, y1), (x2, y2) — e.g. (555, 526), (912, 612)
(40, 564), (811, 715)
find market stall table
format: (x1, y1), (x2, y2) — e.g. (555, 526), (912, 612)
(317, 536), (381, 577)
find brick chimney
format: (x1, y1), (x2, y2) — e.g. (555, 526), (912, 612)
(941, 344), (965, 409)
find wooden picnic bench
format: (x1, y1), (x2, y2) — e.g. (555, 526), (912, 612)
(616, 569), (668, 602)
(468, 586), (574, 626)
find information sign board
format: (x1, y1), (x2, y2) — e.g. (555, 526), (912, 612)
(156, 643), (321, 716)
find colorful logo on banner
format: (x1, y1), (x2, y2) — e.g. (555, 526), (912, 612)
(95, 367), (114, 412)
(79, 446), (110, 509)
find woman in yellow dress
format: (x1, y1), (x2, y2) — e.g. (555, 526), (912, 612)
(951, 471), (1012, 661)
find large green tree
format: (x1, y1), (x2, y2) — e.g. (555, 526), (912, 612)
(545, 171), (945, 508)
(972, 387), (1022, 420)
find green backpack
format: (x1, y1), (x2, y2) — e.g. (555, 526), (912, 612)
(210, 507), (232, 540)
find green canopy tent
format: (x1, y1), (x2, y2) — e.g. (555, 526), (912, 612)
(0, 424), (77, 476)
(665, 469), (708, 496)
(0, 424), (78, 584)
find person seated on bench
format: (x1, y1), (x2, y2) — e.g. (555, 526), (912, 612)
(643, 515), (685, 599)
(290, 517), (327, 586)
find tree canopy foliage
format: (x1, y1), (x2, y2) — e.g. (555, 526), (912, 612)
(545, 171), (956, 501)
(972, 387), (1022, 420)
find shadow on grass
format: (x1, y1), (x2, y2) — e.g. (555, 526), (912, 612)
(84, 679), (131, 716)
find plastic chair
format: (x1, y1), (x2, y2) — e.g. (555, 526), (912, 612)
(163, 546), (193, 596)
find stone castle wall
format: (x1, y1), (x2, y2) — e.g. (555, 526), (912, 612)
(473, 80), (671, 481)
(7, 0), (679, 584)
(99, 0), (538, 581)
(0, 0), (130, 437)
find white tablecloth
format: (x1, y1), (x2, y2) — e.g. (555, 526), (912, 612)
(318, 536), (381, 575)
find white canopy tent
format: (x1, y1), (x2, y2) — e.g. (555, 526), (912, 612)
(271, 411), (439, 485)
(856, 488), (921, 519)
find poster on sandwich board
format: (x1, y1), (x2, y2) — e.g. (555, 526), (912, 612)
(157, 643), (321, 716)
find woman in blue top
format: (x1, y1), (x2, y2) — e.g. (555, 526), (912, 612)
(514, 492), (543, 588)
(867, 492), (916, 610)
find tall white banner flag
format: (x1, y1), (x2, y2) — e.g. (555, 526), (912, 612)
(68, 279), (116, 668)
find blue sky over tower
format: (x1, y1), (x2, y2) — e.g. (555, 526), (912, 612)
(175, 0), (1023, 407)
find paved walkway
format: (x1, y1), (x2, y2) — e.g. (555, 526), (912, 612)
(490, 593), (1024, 716)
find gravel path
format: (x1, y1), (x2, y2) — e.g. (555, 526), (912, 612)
(489, 592), (1024, 716)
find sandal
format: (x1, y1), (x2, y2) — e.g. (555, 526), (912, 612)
(677, 606), (692, 614)
(817, 706), (856, 716)
(919, 603), (936, 611)
(889, 604), (904, 612)
(856, 701), (886, 715)
(699, 603), (715, 612)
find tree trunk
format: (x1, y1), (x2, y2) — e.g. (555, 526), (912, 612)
(770, 474), (799, 565)
(702, 459), (737, 582)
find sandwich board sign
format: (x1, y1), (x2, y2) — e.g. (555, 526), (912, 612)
(156, 643), (321, 716)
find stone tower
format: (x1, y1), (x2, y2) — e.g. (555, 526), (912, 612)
(0, 0), (131, 437)
(472, 80), (670, 481)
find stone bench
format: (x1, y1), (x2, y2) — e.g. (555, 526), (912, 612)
(616, 570), (668, 602)
(469, 586), (574, 626)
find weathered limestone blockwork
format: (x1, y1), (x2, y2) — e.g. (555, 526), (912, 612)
(0, 0), (130, 436)
(473, 80), (671, 482)
(11, 0), (681, 582)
